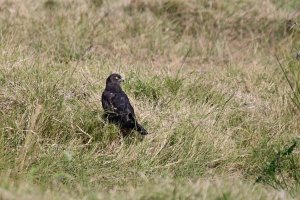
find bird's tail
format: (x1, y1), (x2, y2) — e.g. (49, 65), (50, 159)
(135, 123), (148, 135)
(127, 113), (149, 135)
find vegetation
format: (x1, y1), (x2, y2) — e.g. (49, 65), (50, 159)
(0, 0), (300, 199)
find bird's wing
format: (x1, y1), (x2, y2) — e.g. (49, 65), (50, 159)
(110, 92), (135, 116)
(102, 91), (117, 113)
(102, 89), (148, 135)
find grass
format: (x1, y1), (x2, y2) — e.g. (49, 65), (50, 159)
(0, 0), (300, 199)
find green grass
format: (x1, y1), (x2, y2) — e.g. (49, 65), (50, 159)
(0, 0), (300, 199)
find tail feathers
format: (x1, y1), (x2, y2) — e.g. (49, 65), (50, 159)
(127, 113), (149, 135)
(135, 123), (148, 135)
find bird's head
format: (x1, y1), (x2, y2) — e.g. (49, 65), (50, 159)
(106, 73), (124, 85)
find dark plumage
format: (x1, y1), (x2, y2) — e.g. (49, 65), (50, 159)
(101, 73), (148, 136)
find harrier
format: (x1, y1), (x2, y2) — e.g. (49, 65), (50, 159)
(101, 73), (148, 136)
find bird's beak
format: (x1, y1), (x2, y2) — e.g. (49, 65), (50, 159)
(120, 77), (125, 82)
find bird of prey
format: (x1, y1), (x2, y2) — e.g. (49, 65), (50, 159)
(101, 73), (148, 136)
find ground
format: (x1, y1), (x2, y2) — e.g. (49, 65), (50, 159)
(0, 0), (300, 199)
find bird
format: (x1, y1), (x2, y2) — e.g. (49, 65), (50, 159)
(101, 73), (148, 136)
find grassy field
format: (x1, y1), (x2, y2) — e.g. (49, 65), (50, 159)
(0, 0), (300, 199)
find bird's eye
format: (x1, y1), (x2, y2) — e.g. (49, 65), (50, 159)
(115, 77), (119, 80)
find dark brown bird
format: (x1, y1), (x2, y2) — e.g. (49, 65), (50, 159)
(101, 73), (148, 136)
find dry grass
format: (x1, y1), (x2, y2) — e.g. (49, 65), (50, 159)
(0, 0), (300, 199)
